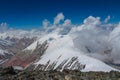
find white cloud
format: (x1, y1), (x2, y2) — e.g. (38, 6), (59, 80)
(104, 16), (110, 23)
(83, 16), (101, 26)
(75, 16), (101, 31)
(0, 22), (8, 32)
(42, 19), (50, 29)
(109, 23), (120, 64)
(70, 16), (120, 64)
(54, 13), (64, 25)
(63, 19), (71, 26)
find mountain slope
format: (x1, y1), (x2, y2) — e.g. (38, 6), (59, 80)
(0, 37), (35, 67)
(25, 32), (118, 71)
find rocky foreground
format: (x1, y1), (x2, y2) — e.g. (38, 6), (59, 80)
(0, 66), (120, 80)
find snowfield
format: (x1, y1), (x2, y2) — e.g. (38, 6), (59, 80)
(26, 32), (118, 71)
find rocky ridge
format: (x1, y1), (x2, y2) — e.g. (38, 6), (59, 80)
(0, 66), (120, 80)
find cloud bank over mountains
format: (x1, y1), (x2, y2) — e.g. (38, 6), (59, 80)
(0, 13), (120, 64)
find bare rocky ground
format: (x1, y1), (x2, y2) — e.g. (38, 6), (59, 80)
(0, 66), (120, 80)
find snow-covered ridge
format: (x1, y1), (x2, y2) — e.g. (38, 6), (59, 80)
(26, 32), (118, 71)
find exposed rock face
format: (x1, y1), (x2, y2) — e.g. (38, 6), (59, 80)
(7, 37), (35, 54)
(0, 37), (35, 65)
(3, 40), (48, 69)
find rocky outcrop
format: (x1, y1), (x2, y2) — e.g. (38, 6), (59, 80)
(27, 57), (85, 71)
(0, 66), (120, 80)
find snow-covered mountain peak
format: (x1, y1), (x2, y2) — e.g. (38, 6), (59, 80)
(23, 30), (118, 71)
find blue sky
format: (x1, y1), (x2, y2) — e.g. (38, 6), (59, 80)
(0, 0), (120, 29)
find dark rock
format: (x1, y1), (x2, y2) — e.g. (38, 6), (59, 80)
(0, 67), (120, 80)
(2, 66), (16, 75)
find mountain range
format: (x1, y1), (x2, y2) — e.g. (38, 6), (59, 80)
(0, 15), (120, 72)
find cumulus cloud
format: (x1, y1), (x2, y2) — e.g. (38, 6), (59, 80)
(109, 23), (120, 64)
(42, 19), (50, 29)
(42, 13), (73, 34)
(0, 22), (8, 33)
(71, 16), (120, 64)
(104, 16), (111, 23)
(83, 16), (101, 26)
(54, 13), (64, 25)
(63, 19), (71, 26)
